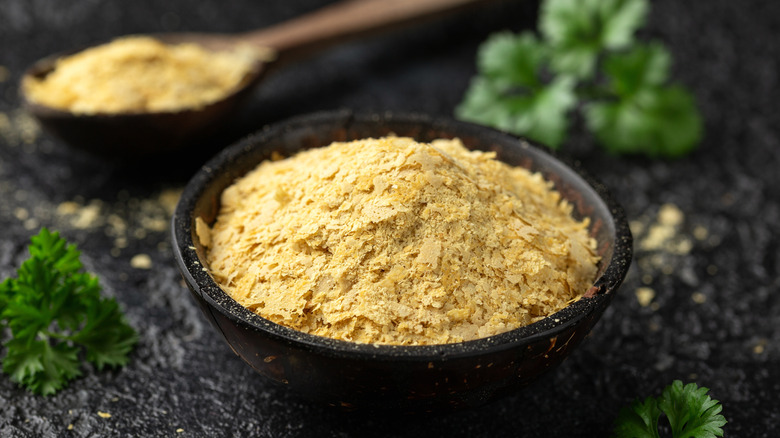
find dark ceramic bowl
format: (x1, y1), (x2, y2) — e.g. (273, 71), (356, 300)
(171, 110), (632, 413)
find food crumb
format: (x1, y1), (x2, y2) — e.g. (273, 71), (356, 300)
(130, 253), (153, 269)
(57, 200), (104, 229)
(753, 340), (766, 354)
(97, 411), (111, 419)
(23, 218), (39, 230)
(205, 136), (599, 345)
(158, 188), (183, 215)
(0, 110), (41, 146)
(635, 287), (655, 307)
(176, 428), (185, 433)
(692, 224), (709, 240)
(67, 424), (74, 431)
(691, 292), (707, 304)
(657, 203), (683, 226)
(14, 207), (29, 221)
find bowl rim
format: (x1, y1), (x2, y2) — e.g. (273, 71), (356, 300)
(171, 109), (632, 362)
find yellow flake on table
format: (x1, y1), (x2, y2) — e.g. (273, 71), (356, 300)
(635, 287), (655, 307)
(57, 200), (104, 229)
(752, 338), (767, 355)
(640, 203), (684, 251)
(657, 203), (683, 226)
(158, 187), (183, 215)
(693, 224), (709, 240)
(0, 110), (41, 146)
(23, 218), (39, 230)
(14, 207), (29, 220)
(130, 253), (153, 269)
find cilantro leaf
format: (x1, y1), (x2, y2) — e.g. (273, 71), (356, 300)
(585, 82), (702, 157)
(540, 0), (648, 78)
(456, 33), (577, 148)
(612, 381), (727, 438)
(613, 397), (662, 438)
(477, 31), (547, 88)
(0, 228), (138, 395)
(455, 0), (701, 158)
(601, 43), (671, 95)
(583, 43), (701, 157)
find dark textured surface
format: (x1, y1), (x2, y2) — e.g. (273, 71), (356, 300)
(0, 0), (778, 437)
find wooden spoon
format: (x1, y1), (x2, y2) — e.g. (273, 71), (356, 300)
(21, 0), (489, 160)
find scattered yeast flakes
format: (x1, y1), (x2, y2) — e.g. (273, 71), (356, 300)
(57, 200), (103, 229)
(130, 253), (153, 269)
(23, 36), (272, 114)
(0, 110), (41, 146)
(203, 137), (599, 345)
(639, 203), (691, 254)
(635, 287), (655, 307)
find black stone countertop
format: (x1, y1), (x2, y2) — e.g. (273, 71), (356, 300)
(1, 1), (778, 436)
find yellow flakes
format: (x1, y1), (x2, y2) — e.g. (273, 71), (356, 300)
(204, 137), (599, 345)
(635, 287), (656, 307)
(23, 36), (272, 114)
(130, 253), (153, 269)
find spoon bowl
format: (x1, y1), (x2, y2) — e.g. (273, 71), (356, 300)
(21, 45), (266, 159)
(21, 0), (486, 160)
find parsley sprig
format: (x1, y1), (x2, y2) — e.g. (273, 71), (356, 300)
(456, 0), (702, 157)
(0, 228), (137, 396)
(613, 380), (727, 438)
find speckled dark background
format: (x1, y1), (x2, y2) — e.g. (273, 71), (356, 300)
(1, 0), (778, 437)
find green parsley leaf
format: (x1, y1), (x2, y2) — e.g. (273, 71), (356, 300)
(477, 31), (547, 88)
(612, 380), (727, 438)
(612, 397), (662, 438)
(585, 83), (702, 157)
(456, 33), (577, 148)
(601, 43), (672, 95)
(71, 295), (138, 370)
(0, 228), (138, 395)
(3, 337), (81, 396)
(456, 0), (702, 158)
(659, 381), (728, 438)
(540, 0), (648, 78)
(583, 43), (695, 156)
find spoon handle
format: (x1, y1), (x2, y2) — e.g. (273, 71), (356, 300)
(240, 0), (489, 69)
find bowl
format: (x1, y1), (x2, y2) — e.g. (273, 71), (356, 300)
(171, 109), (632, 413)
